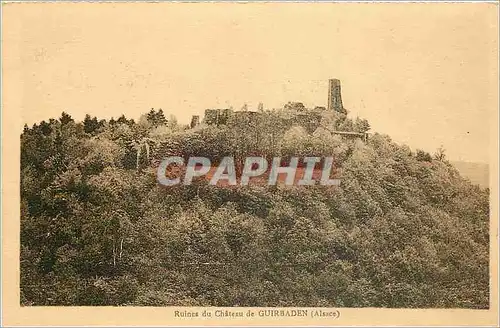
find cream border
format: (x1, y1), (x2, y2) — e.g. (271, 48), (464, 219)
(2, 2), (498, 326)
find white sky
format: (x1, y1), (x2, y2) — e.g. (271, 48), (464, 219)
(3, 3), (498, 163)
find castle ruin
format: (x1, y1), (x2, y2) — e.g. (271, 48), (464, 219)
(195, 79), (355, 131)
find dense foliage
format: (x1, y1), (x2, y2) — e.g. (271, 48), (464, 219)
(20, 106), (489, 308)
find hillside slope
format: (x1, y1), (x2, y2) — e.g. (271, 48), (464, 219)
(20, 109), (490, 308)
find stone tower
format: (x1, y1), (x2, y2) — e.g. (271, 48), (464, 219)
(190, 115), (200, 128)
(328, 79), (346, 114)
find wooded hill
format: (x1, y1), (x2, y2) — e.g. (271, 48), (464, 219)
(20, 107), (489, 308)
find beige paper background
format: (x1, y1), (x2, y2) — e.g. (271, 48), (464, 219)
(2, 2), (499, 326)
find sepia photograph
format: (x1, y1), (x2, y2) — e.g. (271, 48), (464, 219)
(2, 1), (499, 326)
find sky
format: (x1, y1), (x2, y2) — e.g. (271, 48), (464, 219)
(3, 3), (498, 163)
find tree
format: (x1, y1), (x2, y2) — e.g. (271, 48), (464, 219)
(284, 102), (306, 112)
(147, 109), (156, 123)
(39, 120), (52, 136)
(117, 115), (130, 125)
(354, 117), (371, 133)
(433, 145), (446, 161)
(155, 109), (168, 127)
(146, 108), (168, 128)
(168, 114), (178, 130)
(257, 102), (264, 112)
(60, 112), (74, 125)
(416, 149), (432, 162)
(83, 114), (100, 134)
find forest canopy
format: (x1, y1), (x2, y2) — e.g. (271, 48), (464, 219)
(20, 106), (489, 308)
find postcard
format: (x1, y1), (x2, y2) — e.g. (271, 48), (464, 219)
(2, 2), (498, 326)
